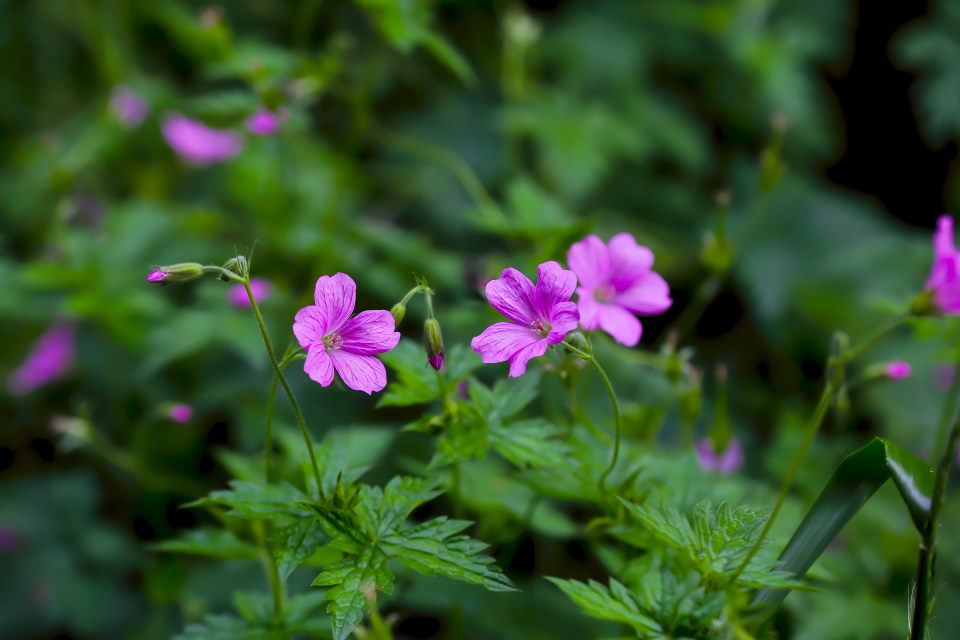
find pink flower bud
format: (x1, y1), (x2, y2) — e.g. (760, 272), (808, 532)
(885, 361), (912, 380)
(169, 403), (194, 423)
(695, 437), (744, 475)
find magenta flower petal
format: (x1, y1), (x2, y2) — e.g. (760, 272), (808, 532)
(534, 261), (578, 318)
(110, 85), (149, 127)
(607, 233), (654, 289)
(329, 350), (387, 394)
(162, 114), (243, 166)
(313, 273), (356, 334)
(147, 269), (169, 283)
(339, 310), (401, 355)
(8, 322), (74, 396)
(304, 347), (335, 386)
(546, 301), (580, 343)
(926, 215), (960, 313)
(598, 304), (643, 346)
(568, 233), (671, 344)
(567, 235), (610, 289)
(247, 109), (281, 136)
(695, 438), (744, 475)
(472, 322), (542, 364)
(485, 268), (537, 324)
(293, 306), (328, 348)
(508, 339), (550, 377)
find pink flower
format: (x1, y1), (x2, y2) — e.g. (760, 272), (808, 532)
(147, 269), (168, 283)
(926, 215), (960, 313)
(934, 363), (956, 390)
(567, 233), (672, 346)
(162, 114), (243, 166)
(8, 322), (74, 396)
(471, 261), (579, 378)
(695, 437), (744, 474)
(228, 278), (272, 307)
(246, 108), (284, 136)
(169, 403), (194, 423)
(109, 85), (149, 127)
(885, 361), (912, 380)
(293, 273), (400, 394)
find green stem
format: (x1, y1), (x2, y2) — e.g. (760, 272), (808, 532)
(254, 520), (286, 623)
(910, 415), (960, 639)
(728, 380), (836, 585)
(933, 363), (960, 459)
(368, 599), (394, 640)
(244, 279), (324, 496)
(264, 375), (279, 484)
(593, 357), (623, 495)
(844, 314), (909, 363)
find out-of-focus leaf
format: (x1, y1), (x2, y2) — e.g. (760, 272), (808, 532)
(490, 419), (570, 468)
(152, 528), (258, 560)
(753, 437), (934, 608)
(547, 577), (662, 635)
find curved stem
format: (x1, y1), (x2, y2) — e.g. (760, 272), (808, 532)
(728, 380), (836, 585)
(910, 414), (960, 639)
(844, 314), (909, 362)
(591, 358), (623, 495)
(244, 280), (324, 495)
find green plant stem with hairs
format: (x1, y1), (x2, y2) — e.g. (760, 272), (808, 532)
(910, 416), (960, 638)
(561, 340), (622, 495)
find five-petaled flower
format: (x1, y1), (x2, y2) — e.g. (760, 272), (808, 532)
(926, 215), (960, 314)
(567, 233), (672, 346)
(293, 273), (400, 394)
(471, 261), (579, 378)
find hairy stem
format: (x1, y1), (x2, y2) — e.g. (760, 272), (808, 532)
(593, 357), (623, 495)
(910, 415), (960, 639)
(264, 375), (279, 484)
(244, 279), (324, 495)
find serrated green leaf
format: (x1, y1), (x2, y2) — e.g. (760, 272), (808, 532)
(381, 516), (516, 592)
(753, 437), (934, 609)
(233, 591), (273, 625)
(378, 339), (440, 407)
(273, 518), (327, 582)
(547, 577), (662, 634)
(490, 418), (570, 468)
(312, 546), (394, 640)
(174, 614), (265, 640)
(152, 527), (258, 560)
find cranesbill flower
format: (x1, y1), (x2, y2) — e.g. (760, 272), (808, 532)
(695, 437), (744, 475)
(293, 273), (400, 394)
(8, 322), (74, 396)
(567, 233), (672, 346)
(229, 278), (272, 307)
(162, 114), (243, 166)
(926, 215), (960, 313)
(471, 261), (578, 378)
(147, 270), (168, 283)
(885, 361), (912, 380)
(110, 85), (149, 128)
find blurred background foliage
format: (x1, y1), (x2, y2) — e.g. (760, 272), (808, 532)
(2, 0), (960, 638)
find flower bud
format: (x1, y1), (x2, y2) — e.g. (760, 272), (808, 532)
(564, 331), (590, 357)
(424, 317), (444, 371)
(390, 302), (406, 326)
(220, 255), (248, 281)
(147, 262), (204, 284)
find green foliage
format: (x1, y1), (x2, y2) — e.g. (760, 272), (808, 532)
(307, 476), (514, 639)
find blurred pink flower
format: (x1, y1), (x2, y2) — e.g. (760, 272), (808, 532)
(934, 363), (956, 390)
(162, 114), (243, 166)
(169, 403), (194, 423)
(695, 437), (744, 475)
(228, 278), (272, 307)
(8, 322), (74, 396)
(293, 273), (400, 394)
(109, 85), (149, 127)
(885, 361), (912, 380)
(471, 262), (579, 377)
(567, 233), (672, 346)
(926, 215), (960, 313)
(246, 108), (284, 136)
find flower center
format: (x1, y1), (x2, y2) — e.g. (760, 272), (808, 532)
(322, 332), (343, 351)
(530, 319), (551, 338)
(594, 284), (616, 303)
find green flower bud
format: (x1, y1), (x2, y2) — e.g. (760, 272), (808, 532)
(424, 317), (444, 371)
(391, 302), (406, 326)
